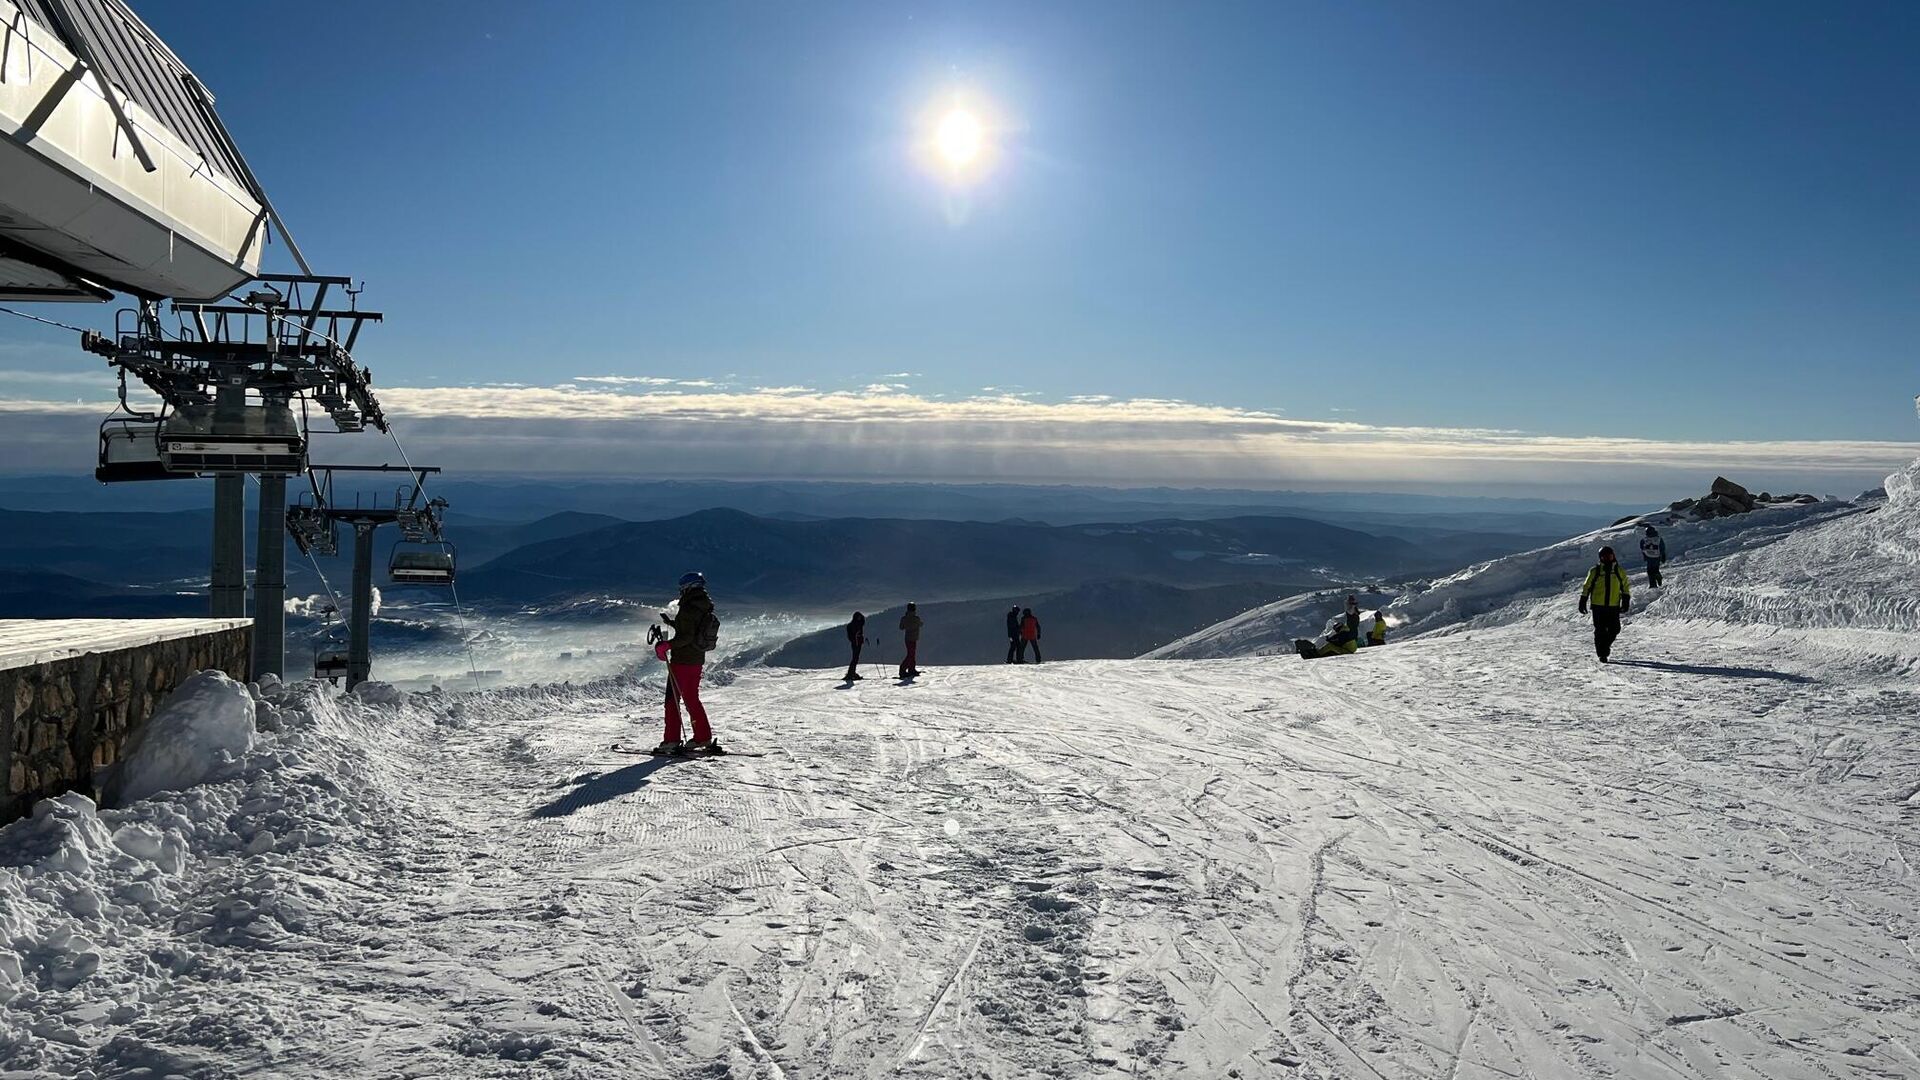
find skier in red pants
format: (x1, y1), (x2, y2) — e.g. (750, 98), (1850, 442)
(654, 571), (720, 754)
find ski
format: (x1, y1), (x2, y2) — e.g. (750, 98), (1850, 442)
(608, 742), (768, 758)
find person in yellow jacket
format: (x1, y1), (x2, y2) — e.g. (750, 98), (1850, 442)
(1365, 611), (1388, 647)
(1577, 546), (1632, 663)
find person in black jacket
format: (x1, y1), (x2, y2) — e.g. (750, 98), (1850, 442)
(844, 611), (866, 682)
(1006, 605), (1023, 663)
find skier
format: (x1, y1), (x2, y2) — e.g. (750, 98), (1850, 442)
(843, 611), (866, 681)
(1020, 608), (1042, 663)
(656, 571), (720, 754)
(1578, 546), (1632, 663)
(898, 602), (923, 679)
(1006, 604), (1023, 663)
(1365, 610), (1388, 647)
(1640, 525), (1667, 589)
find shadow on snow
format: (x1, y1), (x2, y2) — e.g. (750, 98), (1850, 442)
(1613, 659), (1815, 683)
(529, 755), (686, 819)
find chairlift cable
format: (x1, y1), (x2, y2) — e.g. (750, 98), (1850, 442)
(0, 306), (92, 334)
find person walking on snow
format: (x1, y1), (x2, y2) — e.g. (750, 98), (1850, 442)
(899, 603), (923, 679)
(1640, 526), (1667, 589)
(656, 571), (720, 754)
(1006, 605), (1023, 664)
(1578, 547), (1632, 663)
(843, 611), (867, 682)
(1020, 608), (1043, 663)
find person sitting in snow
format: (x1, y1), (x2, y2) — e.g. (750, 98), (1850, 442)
(1640, 525), (1667, 588)
(1365, 610), (1389, 647)
(1578, 546), (1632, 663)
(1295, 614), (1361, 659)
(655, 571), (721, 754)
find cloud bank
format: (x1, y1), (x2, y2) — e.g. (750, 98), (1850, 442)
(1, 379), (1912, 501)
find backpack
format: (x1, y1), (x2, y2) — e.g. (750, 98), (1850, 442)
(697, 610), (721, 651)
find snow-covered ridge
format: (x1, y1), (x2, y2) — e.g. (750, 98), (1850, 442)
(1148, 463), (1916, 661)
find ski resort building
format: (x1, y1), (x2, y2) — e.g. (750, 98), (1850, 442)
(0, 0), (266, 302)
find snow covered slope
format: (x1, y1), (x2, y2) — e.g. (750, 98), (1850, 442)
(2, 462), (1918, 1078)
(1150, 485), (1867, 660)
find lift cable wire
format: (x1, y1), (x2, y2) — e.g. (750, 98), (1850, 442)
(0, 306), (93, 334)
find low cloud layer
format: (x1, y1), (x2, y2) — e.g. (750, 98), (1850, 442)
(2, 379), (1913, 501)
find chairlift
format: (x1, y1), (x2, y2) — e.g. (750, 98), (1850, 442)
(286, 504), (339, 558)
(159, 402), (306, 475)
(389, 541), (457, 587)
(95, 417), (185, 483)
(313, 651), (350, 681)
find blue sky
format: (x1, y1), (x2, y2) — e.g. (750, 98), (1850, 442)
(3, 1), (1917, 496)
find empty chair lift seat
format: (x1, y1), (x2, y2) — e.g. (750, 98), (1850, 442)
(388, 547), (455, 586)
(159, 404), (304, 475)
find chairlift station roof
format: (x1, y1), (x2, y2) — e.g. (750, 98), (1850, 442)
(0, 0), (265, 300)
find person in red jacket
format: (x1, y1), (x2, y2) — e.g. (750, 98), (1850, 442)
(1020, 608), (1042, 663)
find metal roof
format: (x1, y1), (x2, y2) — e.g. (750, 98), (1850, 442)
(13, 0), (256, 193)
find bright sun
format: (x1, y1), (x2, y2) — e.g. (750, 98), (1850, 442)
(935, 108), (985, 168)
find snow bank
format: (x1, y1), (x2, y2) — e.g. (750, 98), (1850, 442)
(0, 672), (460, 1073)
(108, 671), (256, 806)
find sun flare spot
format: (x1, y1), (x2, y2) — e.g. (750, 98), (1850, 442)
(936, 109), (984, 168)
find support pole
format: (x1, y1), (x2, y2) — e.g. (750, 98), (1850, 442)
(251, 473), (287, 679)
(347, 523), (375, 689)
(209, 383), (248, 617)
(210, 474), (247, 617)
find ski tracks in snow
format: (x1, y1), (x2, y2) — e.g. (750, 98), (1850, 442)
(202, 616), (1920, 1079)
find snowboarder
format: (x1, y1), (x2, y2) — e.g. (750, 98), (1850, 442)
(1365, 610), (1389, 647)
(1640, 526), (1667, 588)
(1578, 546), (1632, 663)
(656, 571), (720, 754)
(899, 603), (923, 679)
(1020, 608), (1042, 663)
(844, 611), (867, 681)
(1006, 605), (1023, 663)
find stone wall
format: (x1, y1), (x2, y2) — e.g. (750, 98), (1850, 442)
(1, 624), (251, 822)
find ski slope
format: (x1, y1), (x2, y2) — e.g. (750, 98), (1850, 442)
(4, 464), (1920, 1078)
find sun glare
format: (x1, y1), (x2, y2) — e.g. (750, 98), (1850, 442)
(936, 109), (984, 168)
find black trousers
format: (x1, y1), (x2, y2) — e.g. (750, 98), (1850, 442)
(1027, 640), (1042, 663)
(1591, 607), (1622, 660)
(846, 640), (862, 674)
(1013, 639), (1028, 663)
(1646, 559), (1663, 588)
(1007, 637), (1020, 663)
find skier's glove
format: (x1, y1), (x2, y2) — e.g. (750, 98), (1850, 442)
(1578, 599), (1588, 615)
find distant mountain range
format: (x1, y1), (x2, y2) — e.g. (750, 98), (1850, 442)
(459, 508), (1485, 606)
(757, 579), (1317, 669)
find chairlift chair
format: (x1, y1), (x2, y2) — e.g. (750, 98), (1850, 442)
(95, 417), (184, 483)
(159, 403), (306, 475)
(313, 651), (350, 682)
(286, 504), (339, 557)
(389, 541), (456, 587)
